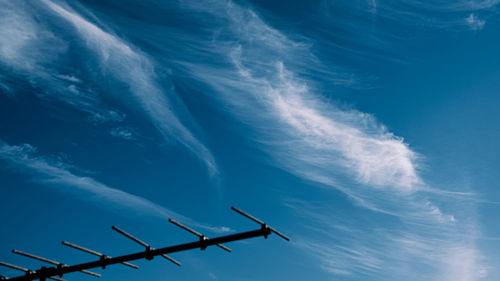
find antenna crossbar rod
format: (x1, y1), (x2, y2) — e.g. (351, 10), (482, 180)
(11, 250), (100, 278)
(111, 226), (181, 266)
(61, 242), (101, 257)
(0, 262), (66, 281)
(0, 261), (29, 272)
(61, 242), (138, 269)
(6, 227), (271, 281)
(159, 254), (181, 266)
(168, 219), (203, 237)
(11, 250), (59, 266)
(168, 219), (231, 252)
(111, 226), (148, 248)
(231, 206), (290, 241)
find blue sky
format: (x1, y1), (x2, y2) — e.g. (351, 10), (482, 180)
(1, 0), (500, 280)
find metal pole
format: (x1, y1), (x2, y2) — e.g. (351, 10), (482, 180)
(6, 227), (271, 281)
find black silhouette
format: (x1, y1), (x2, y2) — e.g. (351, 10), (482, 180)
(0, 206), (289, 281)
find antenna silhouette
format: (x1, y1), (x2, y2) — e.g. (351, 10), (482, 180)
(168, 219), (232, 252)
(61, 241), (139, 269)
(0, 206), (289, 281)
(0, 262), (66, 281)
(111, 226), (181, 266)
(11, 250), (100, 277)
(231, 206), (290, 241)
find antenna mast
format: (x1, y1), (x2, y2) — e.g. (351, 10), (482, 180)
(0, 206), (289, 281)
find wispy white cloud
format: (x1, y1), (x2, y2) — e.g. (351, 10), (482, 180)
(0, 0), (217, 175)
(286, 198), (484, 280)
(317, 0), (499, 64)
(0, 139), (229, 233)
(296, 238), (383, 276)
(466, 13), (486, 30)
(0, 0), (487, 278)
(450, 0), (500, 10)
(323, 0), (498, 30)
(266, 64), (420, 192)
(0, 74), (13, 97)
(110, 127), (136, 140)
(181, 3), (421, 193)
(41, 0), (217, 176)
(0, 1), (62, 70)
(172, 1), (485, 279)
(0, 1), (123, 123)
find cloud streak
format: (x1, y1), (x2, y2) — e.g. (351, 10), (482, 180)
(0, 0), (124, 123)
(466, 13), (486, 30)
(286, 197), (483, 281)
(177, 1), (421, 194)
(0, 0), (217, 175)
(323, 0), (499, 30)
(162, 0), (486, 279)
(0, 0), (489, 279)
(0, 139), (228, 233)
(318, 0), (499, 63)
(40, 0), (217, 176)
(110, 127), (136, 140)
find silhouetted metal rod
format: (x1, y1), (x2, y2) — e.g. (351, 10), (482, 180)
(111, 226), (149, 248)
(11, 250), (100, 277)
(167, 219), (203, 236)
(158, 254), (181, 266)
(61, 241), (139, 269)
(0, 262), (29, 273)
(11, 251), (59, 267)
(231, 206), (290, 241)
(6, 227), (271, 281)
(168, 219), (232, 252)
(0, 262), (66, 281)
(111, 226), (181, 266)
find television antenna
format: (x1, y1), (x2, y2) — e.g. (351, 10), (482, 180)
(0, 206), (289, 281)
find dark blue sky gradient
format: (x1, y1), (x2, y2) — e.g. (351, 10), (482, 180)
(1, 1), (500, 281)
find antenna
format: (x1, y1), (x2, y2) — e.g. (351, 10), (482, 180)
(61, 241), (138, 269)
(1, 206), (288, 281)
(11, 250), (101, 278)
(0, 262), (66, 281)
(168, 219), (232, 252)
(111, 226), (181, 266)
(231, 206), (290, 241)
